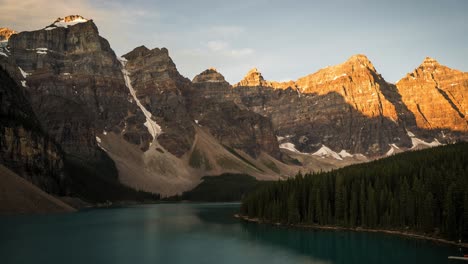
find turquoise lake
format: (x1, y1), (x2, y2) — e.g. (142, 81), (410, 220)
(0, 203), (465, 263)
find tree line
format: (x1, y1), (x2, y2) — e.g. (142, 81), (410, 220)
(240, 143), (468, 242)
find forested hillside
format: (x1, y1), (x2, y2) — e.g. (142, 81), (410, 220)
(241, 143), (468, 241)
(166, 173), (264, 202)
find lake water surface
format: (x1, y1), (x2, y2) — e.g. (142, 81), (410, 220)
(0, 203), (465, 263)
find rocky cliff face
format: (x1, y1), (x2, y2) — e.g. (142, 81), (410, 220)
(292, 54), (412, 154)
(6, 16), (151, 160)
(396, 57), (468, 134)
(122, 46), (194, 157)
(296, 55), (398, 119)
(230, 56), (412, 156)
(122, 47), (282, 159)
(190, 69), (281, 159)
(0, 67), (66, 194)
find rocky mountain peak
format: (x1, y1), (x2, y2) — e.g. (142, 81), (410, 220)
(399, 57), (453, 82)
(344, 54), (376, 72)
(248, 67), (260, 74)
(396, 57), (468, 132)
(297, 54), (381, 91)
(295, 54), (400, 122)
(234, 67), (297, 90)
(422, 56), (440, 65)
(418, 56), (442, 71)
(235, 67), (266, 87)
(192, 68), (229, 84)
(122, 46), (170, 61)
(0, 27), (16, 41)
(46, 15), (89, 30)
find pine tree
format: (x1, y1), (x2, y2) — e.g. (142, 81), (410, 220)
(463, 190), (468, 241)
(422, 193), (434, 232)
(288, 191), (300, 224)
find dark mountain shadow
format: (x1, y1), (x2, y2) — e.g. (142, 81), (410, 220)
(184, 83), (281, 160)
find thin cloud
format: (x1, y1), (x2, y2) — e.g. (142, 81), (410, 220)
(205, 40), (254, 58)
(206, 40), (229, 52)
(229, 48), (254, 57)
(206, 26), (245, 37)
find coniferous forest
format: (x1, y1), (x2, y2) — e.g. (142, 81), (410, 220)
(240, 143), (468, 242)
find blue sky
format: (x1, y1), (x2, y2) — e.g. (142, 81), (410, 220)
(1, 0), (467, 83)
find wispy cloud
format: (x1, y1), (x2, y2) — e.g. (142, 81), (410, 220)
(229, 48), (254, 57)
(204, 40), (254, 58)
(206, 26), (245, 37)
(206, 40), (229, 52)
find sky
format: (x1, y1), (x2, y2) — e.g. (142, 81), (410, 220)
(1, 0), (467, 83)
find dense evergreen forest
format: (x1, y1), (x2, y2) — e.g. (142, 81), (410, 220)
(166, 173), (265, 202)
(241, 143), (468, 242)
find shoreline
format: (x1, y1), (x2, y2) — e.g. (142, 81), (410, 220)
(234, 214), (468, 249)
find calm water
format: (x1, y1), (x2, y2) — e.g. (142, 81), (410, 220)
(0, 203), (465, 264)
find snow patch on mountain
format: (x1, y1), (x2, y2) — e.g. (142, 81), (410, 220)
(389, 143), (400, 150)
(279, 142), (302, 153)
(312, 145), (343, 160)
(119, 58), (162, 141)
(406, 130), (442, 149)
(45, 15), (88, 30)
(338, 150), (353, 158)
(411, 138), (442, 149)
(18, 67), (30, 78)
(276, 136), (285, 142)
(386, 147), (395, 156)
(280, 142), (348, 161)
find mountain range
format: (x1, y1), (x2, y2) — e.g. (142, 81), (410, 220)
(0, 15), (467, 204)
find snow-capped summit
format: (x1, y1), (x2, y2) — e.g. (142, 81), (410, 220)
(45, 15), (89, 30)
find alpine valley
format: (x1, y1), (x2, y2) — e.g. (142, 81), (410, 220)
(1, 15), (467, 211)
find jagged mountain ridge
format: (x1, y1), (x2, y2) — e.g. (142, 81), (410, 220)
(229, 54), (467, 149)
(1, 15), (467, 197)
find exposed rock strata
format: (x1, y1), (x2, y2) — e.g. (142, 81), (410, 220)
(396, 57), (468, 134)
(0, 67), (66, 194)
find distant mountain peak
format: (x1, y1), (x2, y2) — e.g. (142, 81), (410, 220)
(0, 27), (16, 41)
(419, 56), (441, 69)
(193, 68), (229, 84)
(122, 46), (171, 62)
(234, 68), (297, 90)
(45, 15), (89, 30)
(345, 54), (376, 71)
(235, 67), (266, 87)
(248, 67), (260, 74)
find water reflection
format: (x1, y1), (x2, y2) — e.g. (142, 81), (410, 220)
(0, 203), (461, 264)
(194, 203), (458, 264)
